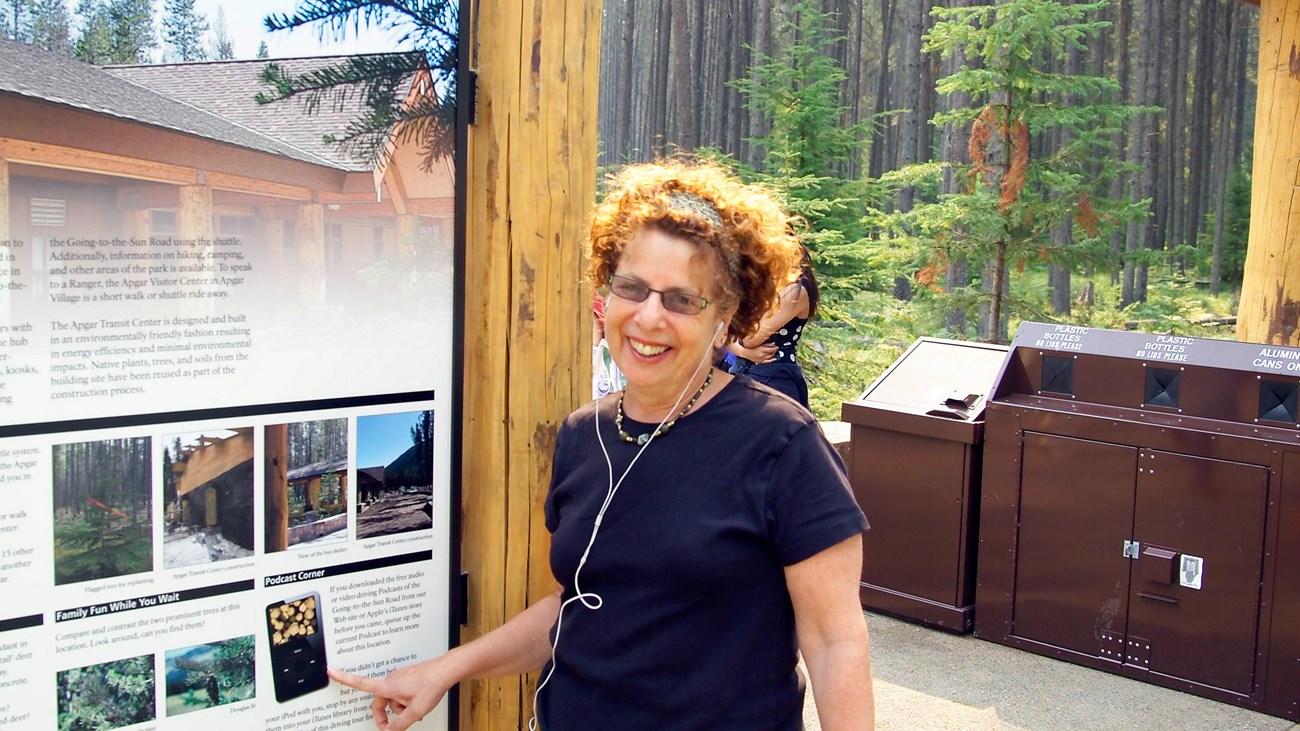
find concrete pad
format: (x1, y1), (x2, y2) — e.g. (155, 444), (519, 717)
(802, 612), (1298, 730)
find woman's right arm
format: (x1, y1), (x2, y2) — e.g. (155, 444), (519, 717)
(329, 591), (561, 731)
(739, 282), (807, 350)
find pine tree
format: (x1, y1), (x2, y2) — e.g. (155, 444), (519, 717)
(162, 0), (206, 61)
(208, 5), (233, 60)
(727, 0), (875, 305)
(873, 0), (1153, 341)
(255, 40), (268, 58)
(106, 0), (154, 63)
(73, 0), (112, 63)
(28, 0), (72, 54)
(257, 0), (459, 167)
(4, 0), (31, 42)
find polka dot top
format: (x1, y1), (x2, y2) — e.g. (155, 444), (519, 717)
(762, 315), (808, 364)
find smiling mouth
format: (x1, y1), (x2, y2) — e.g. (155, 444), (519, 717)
(630, 340), (669, 357)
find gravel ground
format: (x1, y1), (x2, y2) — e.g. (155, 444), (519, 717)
(801, 612), (1299, 731)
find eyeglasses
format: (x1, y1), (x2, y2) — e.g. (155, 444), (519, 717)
(608, 274), (711, 315)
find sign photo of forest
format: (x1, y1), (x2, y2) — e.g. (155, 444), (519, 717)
(52, 437), (154, 586)
(356, 410), (435, 540)
(263, 418), (349, 552)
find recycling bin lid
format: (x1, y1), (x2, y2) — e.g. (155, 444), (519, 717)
(842, 337), (1010, 443)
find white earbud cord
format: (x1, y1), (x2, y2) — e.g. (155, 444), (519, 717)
(528, 331), (720, 730)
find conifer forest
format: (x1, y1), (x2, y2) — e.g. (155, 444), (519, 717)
(52, 437), (154, 585)
(598, 0), (1260, 415)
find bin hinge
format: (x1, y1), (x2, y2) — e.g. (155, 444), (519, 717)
(1123, 540), (1141, 559)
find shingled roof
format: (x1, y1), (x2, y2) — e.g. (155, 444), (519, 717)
(0, 39), (410, 173)
(106, 54), (422, 173)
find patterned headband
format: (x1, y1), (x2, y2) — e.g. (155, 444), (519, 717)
(665, 190), (724, 228)
(663, 190), (738, 278)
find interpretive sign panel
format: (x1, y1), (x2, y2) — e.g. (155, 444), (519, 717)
(0, 19), (458, 730)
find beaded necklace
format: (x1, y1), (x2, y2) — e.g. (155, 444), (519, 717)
(615, 370), (714, 446)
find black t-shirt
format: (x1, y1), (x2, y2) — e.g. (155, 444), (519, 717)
(539, 375), (868, 730)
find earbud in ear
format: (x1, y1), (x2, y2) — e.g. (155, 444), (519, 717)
(715, 322), (725, 335)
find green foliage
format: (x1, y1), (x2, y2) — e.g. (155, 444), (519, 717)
(259, 0), (459, 168)
(162, 0), (206, 61)
(54, 517), (151, 584)
(803, 291), (946, 419)
(320, 471), (345, 516)
(29, 0), (73, 55)
(871, 0), (1152, 340)
(1219, 164), (1252, 287)
(58, 654), (155, 731)
(73, 0), (112, 63)
(214, 635), (256, 687)
(806, 265), (1241, 420)
(73, 0), (154, 63)
(727, 0), (876, 301)
(106, 0), (155, 63)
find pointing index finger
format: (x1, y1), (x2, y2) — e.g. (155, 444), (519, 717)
(327, 667), (387, 694)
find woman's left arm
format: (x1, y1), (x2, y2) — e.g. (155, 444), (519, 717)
(785, 534), (874, 730)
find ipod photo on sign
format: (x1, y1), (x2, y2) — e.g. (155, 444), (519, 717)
(265, 591), (329, 702)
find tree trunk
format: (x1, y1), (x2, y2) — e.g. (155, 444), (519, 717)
(671, 0), (693, 149)
(1186, 0), (1218, 252)
(650, 0), (671, 155)
(617, 0), (636, 161)
(940, 0), (974, 334)
(1167, 0), (1189, 265)
(1237, 0), (1300, 344)
(869, 0), (895, 180)
(895, 0), (923, 211)
(1210, 5), (1239, 294)
(1122, 0), (1155, 306)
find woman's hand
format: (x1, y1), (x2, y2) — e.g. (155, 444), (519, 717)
(326, 592), (563, 730)
(328, 661), (454, 731)
(731, 342), (778, 364)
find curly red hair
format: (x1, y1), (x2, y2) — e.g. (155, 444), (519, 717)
(587, 157), (803, 342)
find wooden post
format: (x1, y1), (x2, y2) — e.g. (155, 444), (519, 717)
(462, 0), (601, 727)
(397, 213), (419, 259)
(265, 423), (289, 553)
(1236, 0), (1300, 344)
(178, 185), (213, 241)
(297, 203), (325, 308)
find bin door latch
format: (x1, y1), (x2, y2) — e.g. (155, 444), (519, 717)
(1123, 540), (1141, 559)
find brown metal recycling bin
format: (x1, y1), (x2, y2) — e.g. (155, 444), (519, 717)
(841, 337), (1008, 633)
(976, 322), (1300, 722)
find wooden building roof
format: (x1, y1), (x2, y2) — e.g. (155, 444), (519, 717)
(0, 38), (339, 169)
(105, 53), (423, 173)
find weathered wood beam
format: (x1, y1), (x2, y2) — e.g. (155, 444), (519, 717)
(0, 137), (198, 185)
(205, 171), (313, 201)
(462, 0), (602, 727)
(177, 430), (254, 497)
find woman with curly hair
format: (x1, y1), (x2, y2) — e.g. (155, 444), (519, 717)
(330, 157), (874, 731)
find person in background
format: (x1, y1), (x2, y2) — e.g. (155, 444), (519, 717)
(328, 156), (873, 731)
(729, 246), (819, 410)
(593, 289), (626, 398)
